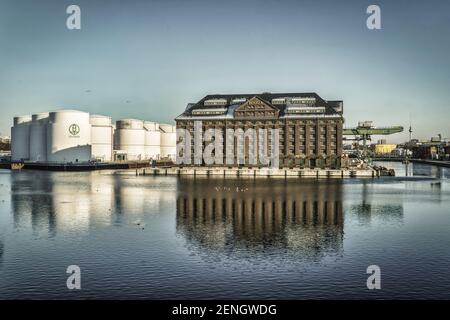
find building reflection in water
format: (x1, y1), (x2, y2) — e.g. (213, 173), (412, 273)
(11, 172), (56, 236)
(350, 202), (403, 225)
(348, 180), (404, 225)
(176, 178), (344, 261)
(0, 239), (3, 267)
(10, 171), (176, 236)
(413, 163), (450, 180)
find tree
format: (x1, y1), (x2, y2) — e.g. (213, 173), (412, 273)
(0, 141), (10, 151)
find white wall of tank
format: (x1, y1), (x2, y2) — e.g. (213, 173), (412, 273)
(46, 110), (92, 163)
(11, 115), (32, 162)
(11, 109), (176, 163)
(29, 113), (49, 162)
(144, 121), (161, 160)
(90, 114), (113, 162)
(114, 119), (146, 161)
(159, 123), (176, 160)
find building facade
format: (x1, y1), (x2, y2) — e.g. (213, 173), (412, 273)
(175, 92), (344, 168)
(374, 144), (397, 155)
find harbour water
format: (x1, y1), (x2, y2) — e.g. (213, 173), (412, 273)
(0, 162), (449, 299)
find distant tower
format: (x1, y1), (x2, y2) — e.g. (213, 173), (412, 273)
(409, 125), (412, 143)
(408, 112), (412, 143)
(406, 123), (413, 164)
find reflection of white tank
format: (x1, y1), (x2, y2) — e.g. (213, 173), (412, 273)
(114, 119), (145, 160)
(119, 184), (146, 215)
(52, 176), (91, 233)
(90, 114), (113, 162)
(144, 121), (161, 160)
(46, 110), (92, 163)
(89, 174), (114, 226)
(29, 113), (49, 162)
(159, 124), (176, 160)
(11, 115), (32, 161)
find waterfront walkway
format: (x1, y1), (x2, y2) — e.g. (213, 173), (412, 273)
(128, 167), (380, 178)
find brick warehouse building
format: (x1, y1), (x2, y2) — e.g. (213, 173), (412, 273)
(175, 92), (344, 168)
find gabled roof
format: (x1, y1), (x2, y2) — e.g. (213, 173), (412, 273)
(176, 92), (343, 119)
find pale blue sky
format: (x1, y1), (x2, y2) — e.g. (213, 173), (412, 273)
(1, 0), (449, 142)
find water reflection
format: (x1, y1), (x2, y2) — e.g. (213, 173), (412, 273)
(350, 203), (403, 225)
(374, 161), (450, 179)
(176, 178), (344, 261)
(11, 172), (56, 236)
(10, 171), (175, 235)
(4, 168), (450, 299)
(412, 163), (450, 179)
(350, 180), (404, 224)
(0, 240), (3, 268)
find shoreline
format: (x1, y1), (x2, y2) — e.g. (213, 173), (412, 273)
(1, 162), (386, 178)
(374, 158), (450, 168)
(131, 167), (381, 178)
(2, 161), (153, 171)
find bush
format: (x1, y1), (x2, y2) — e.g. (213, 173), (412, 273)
(0, 142), (11, 151)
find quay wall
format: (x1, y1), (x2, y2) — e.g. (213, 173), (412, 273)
(129, 167), (379, 178)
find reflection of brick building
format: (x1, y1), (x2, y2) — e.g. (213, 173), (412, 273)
(175, 93), (344, 168)
(176, 179), (344, 254)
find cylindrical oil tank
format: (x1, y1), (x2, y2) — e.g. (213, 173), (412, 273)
(159, 123), (176, 160)
(90, 114), (113, 162)
(143, 121), (161, 160)
(11, 115), (32, 161)
(114, 119), (145, 161)
(29, 113), (49, 162)
(46, 110), (92, 163)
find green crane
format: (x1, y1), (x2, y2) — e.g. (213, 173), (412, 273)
(343, 121), (404, 161)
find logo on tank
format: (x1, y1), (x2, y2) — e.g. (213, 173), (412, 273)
(69, 124), (80, 137)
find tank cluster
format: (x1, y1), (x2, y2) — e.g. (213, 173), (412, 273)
(11, 110), (176, 163)
(114, 119), (176, 161)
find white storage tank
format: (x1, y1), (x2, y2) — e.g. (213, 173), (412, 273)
(159, 123), (176, 160)
(46, 110), (92, 163)
(11, 115), (32, 162)
(90, 114), (113, 162)
(143, 121), (161, 160)
(29, 113), (49, 162)
(114, 119), (145, 161)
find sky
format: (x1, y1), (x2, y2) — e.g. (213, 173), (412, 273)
(0, 0), (449, 143)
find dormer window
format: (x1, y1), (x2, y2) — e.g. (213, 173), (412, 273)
(204, 99), (227, 106)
